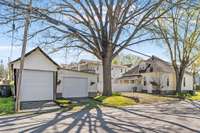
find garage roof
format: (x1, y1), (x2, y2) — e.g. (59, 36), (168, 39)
(10, 47), (60, 67)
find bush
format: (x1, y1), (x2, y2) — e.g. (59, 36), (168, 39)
(196, 85), (200, 91)
(176, 92), (191, 99)
(112, 92), (121, 96)
(55, 99), (71, 107)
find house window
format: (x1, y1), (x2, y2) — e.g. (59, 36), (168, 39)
(167, 78), (169, 86)
(130, 80), (135, 84)
(184, 77), (186, 87)
(97, 76), (99, 83)
(121, 69), (123, 73)
(124, 80), (129, 84)
(144, 77), (146, 86)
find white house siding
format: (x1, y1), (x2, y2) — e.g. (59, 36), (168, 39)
(12, 49), (57, 71)
(119, 72), (193, 94)
(159, 73), (175, 91)
(112, 84), (139, 92)
(141, 72), (161, 93)
(78, 62), (128, 92)
(182, 73), (193, 91)
(57, 69), (97, 96)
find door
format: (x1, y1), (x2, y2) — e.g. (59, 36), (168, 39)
(62, 77), (88, 98)
(20, 70), (54, 101)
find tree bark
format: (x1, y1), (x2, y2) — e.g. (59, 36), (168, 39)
(102, 44), (112, 96)
(192, 71), (196, 90)
(175, 70), (184, 93)
(102, 56), (112, 96)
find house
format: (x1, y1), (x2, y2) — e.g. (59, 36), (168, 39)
(10, 47), (97, 108)
(75, 59), (130, 92)
(118, 56), (193, 94)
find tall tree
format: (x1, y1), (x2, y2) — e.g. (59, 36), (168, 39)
(0, 0), (177, 96)
(152, 1), (200, 92)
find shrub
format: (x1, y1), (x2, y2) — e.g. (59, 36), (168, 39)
(176, 92), (191, 99)
(55, 99), (71, 107)
(196, 85), (200, 91)
(112, 92), (121, 96)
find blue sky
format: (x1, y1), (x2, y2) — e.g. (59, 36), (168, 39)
(0, 30), (170, 66)
(0, 0), (172, 66)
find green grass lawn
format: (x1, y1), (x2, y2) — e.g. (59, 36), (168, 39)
(55, 94), (136, 111)
(0, 97), (15, 115)
(95, 95), (136, 107)
(188, 92), (200, 101)
(121, 92), (176, 104)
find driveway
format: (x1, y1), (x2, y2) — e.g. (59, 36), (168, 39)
(0, 100), (200, 133)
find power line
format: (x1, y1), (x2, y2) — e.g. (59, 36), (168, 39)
(9, 0), (16, 61)
(125, 47), (151, 58)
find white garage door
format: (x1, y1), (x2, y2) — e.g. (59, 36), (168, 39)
(20, 70), (54, 101)
(62, 77), (88, 98)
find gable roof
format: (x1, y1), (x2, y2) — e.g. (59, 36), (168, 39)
(122, 56), (192, 77)
(10, 47), (60, 67)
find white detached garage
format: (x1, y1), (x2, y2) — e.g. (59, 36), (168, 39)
(10, 47), (59, 102)
(10, 47), (98, 106)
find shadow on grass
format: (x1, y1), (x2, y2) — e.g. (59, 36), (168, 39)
(0, 98), (199, 133)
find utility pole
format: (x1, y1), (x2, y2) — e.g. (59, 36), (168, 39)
(15, 0), (32, 112)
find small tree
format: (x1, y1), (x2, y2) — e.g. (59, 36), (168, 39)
(152, 1), (200, 92)
(112, 53), (142, 66)
(0, 60), (4, 79)
(0, 0), (178, 96)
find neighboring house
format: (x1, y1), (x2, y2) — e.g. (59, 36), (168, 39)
(76, 59), (130, 92)
(195, 74), (200, 86)
(60, 63), (79, 70)
(10, 47), (97, 108)
(118, 56), (193, 94)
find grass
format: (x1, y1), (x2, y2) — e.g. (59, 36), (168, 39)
(56, 93), (136, 110)
(175, 91), (200, 101)
(55, 98), (101, 110)
(95, 95), (136, 107)
(0, 97), (15, 115)
(55, 99), (71, 107)
(188, 92), (200, 101)
(121, 92), (176, 104)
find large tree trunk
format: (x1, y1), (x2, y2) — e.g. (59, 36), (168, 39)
(175, 70), (184, 93)
(102, 46), (112, 96)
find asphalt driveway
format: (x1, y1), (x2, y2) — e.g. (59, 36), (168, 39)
(0, 100), (200, 133)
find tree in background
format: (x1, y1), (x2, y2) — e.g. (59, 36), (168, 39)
(151, 1), (200, 92)
(0, 60), (4, 79)
(191, 56), (200, 90)
(112, 54), (142, 67)
(0, 0), (180, 96)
